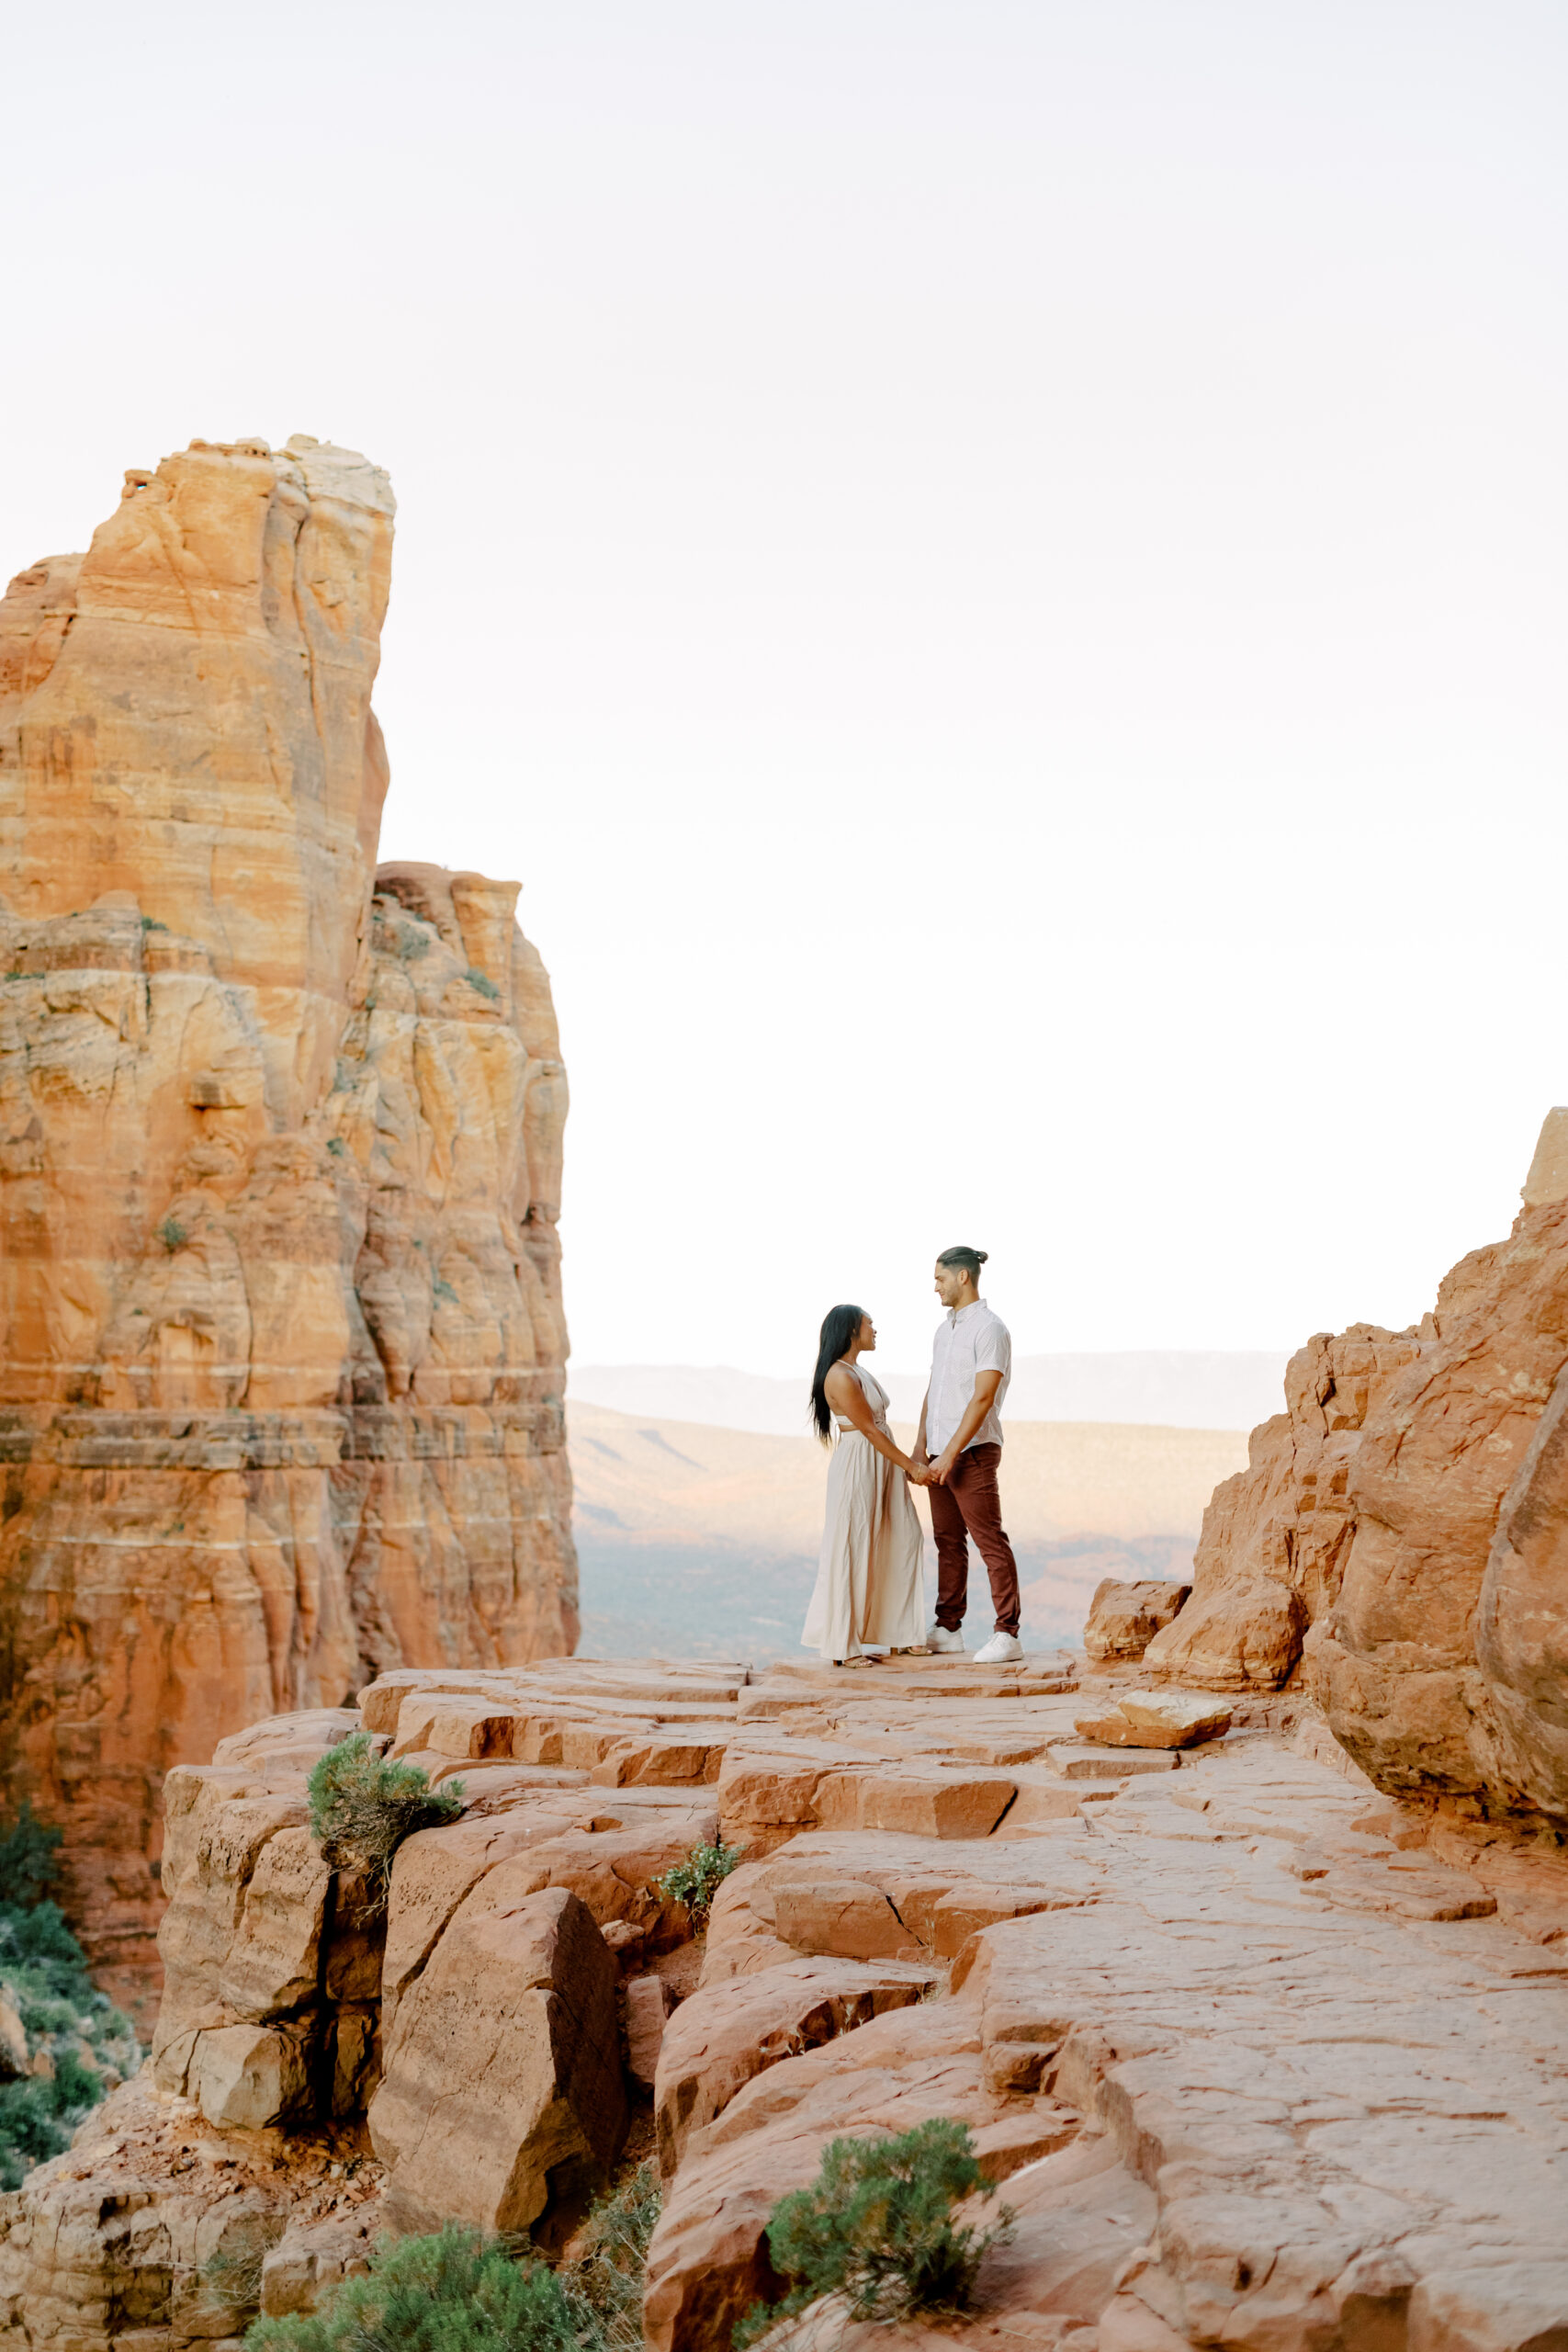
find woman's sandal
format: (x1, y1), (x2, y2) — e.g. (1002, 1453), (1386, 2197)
(833, 1654), (877, 1668)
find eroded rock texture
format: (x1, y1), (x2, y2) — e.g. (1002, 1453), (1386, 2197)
(1312, 1190), (1568, 1824)
(1141, 1324), (1421, 1692)
(13, 1656), (1564, 2352)
(0, 439), (575, 2006)
(1147, 1113), (1568, 1832)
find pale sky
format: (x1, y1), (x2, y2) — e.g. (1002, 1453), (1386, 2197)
(7, 2), (1567, 1376)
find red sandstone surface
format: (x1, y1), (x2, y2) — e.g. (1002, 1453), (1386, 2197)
(4, 1647), (1565, 2352)
(0, 442), (575, 2013)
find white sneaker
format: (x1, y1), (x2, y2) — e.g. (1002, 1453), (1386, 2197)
(927, 1623), (965, 1654)
(973, 1632), (1024, 1665)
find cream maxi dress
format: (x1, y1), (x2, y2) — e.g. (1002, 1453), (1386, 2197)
(801, 1361), (926, 1660)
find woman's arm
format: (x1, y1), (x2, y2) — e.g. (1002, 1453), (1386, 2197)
(823, 1365), (920, 1476)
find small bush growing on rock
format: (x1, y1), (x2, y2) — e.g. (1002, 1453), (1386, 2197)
(733, 2119), (1012, 2346)
(559, 2159), (662, 2352)
(463, 967), (501, 1001)
(654, 1838), (744, 1929)
(157, 1213), (188, 1252)
(246, 2223), (579, 2352)
(243, 2167), (662, 2352)
(306, 1734), (464, 1907)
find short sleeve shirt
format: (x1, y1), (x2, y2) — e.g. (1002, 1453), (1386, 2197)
(927, 1298), (1011, 1454)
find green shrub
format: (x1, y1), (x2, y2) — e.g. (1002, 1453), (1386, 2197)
(306, 1735), (464, 1907)
(733, 2119), (1012, 2346)
(243, 2169), (663, 2352)
(653, 1839), (744, 1930)
(0, 1806), (140, 2190)
(157, 1214), (188, 1252)
(246, 2224), (579, 2352)
(463, 967), (501, 1002)
(0, 1803), (61, 1907)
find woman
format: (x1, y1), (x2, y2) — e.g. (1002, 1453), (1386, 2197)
(801, 1303), (928, 1665)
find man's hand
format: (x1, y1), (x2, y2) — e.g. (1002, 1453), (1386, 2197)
(930, 1448), (960, 1487)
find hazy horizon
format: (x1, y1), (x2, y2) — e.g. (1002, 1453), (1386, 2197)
(570, 1350), (1291, 1433)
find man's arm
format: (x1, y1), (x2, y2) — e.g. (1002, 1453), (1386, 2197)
(911, 1388), (931, 1481)
(930, 1370), (1002, 1486)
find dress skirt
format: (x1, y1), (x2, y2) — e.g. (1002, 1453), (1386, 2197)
(801, 1432), (926, 1659)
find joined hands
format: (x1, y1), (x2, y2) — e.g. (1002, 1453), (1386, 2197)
(906, 1451), (956, 1487)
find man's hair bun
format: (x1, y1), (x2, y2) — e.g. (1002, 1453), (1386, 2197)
(937, 1245), (988, 1275)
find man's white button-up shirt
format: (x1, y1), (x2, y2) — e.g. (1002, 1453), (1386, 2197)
(927, 1297), (1011, 1455)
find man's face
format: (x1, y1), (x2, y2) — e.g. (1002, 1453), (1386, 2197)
(933, 1261), (968, 1309)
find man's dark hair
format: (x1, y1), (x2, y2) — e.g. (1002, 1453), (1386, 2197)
(937, 1246), (988, 1279)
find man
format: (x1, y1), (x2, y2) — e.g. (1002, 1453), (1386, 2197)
(913, 1245), (1023, 1665)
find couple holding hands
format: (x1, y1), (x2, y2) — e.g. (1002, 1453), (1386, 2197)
(801, 1245), (1025, 1668)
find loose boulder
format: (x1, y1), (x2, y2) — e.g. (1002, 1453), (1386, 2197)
(1082, 1578), (1190, 1662)
(1073, 1690), (1232, 1750)
(368, 1883), (626, 2242)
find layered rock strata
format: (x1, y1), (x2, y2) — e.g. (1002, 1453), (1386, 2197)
(7, 1648), (1568, 2352)
(0, 441), (574, 2007)
(1143, 1114), (1568, 1832)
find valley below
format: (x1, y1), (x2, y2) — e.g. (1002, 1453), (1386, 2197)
(569, 1403), (1247, 1658)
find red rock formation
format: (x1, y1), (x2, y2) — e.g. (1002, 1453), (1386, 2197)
(1147, 1109), (1568, 1830)
(8, 1654), (1568, 2351)
(1139, 1324), (1421, 1690)
(0, 439), (575, 2008)
(1311, 1184), (1568, 1824)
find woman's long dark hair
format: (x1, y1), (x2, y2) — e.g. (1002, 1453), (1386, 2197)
(809, 1304), (866, 1443)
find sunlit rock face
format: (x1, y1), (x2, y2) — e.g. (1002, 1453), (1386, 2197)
(1311, 1184), (1568, 1825)
(1149, 1098), (1568, 1832)
(0, 438), (575, 2007)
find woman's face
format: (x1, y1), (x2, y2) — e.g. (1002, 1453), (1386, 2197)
(858, 1315), (877, 1351)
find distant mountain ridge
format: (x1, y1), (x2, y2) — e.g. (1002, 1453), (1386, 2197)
(570, 1351), (1289, 1436)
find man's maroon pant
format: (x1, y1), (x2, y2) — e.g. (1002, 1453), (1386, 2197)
(928, 1442), (1021, 1637)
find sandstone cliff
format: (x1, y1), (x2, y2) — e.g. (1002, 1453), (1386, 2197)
(1144, 1111), (1568, 1833)
(0, 439), (575, 2008)
(6, 1654), (1567, 2352)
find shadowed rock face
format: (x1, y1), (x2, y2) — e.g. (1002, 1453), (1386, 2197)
(0, 439), (575, 2006)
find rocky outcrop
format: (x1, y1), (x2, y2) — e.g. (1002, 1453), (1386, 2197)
(1140, 1325), (1422, 1691)
(1142, 1111), (1568, 1832)
(1081, 1577), (1190, 1662)
(6, 1651), (1568, 2352)
(1311, 1184), (1568, 1826)
(371, 1883), (625, 2244)
(0, 439), (575, 2010)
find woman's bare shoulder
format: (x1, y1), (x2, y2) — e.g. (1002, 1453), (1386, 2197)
(822, 1360), (859, 1397)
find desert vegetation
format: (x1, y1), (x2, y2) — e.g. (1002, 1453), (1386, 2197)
(245, 2164), (661, 2352)
(0, 1806), (140, 2189)
(306, 1735), (465, 1908)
